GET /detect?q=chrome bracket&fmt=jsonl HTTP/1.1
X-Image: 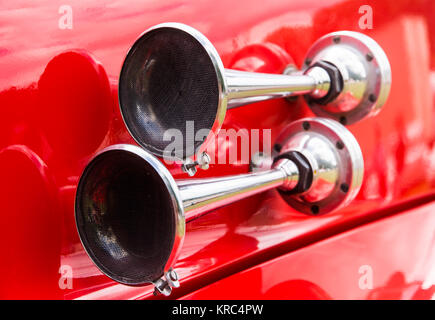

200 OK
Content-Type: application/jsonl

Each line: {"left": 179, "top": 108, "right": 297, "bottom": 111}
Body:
{"left": 272, "top": 118, "right": 364, "bottom": 215}
{"left": 181, "top": 152, "right": 211, "bottom": 176}
{"left": 152, "top": 269, "right": 180, "bottom": 296}
{"left": 302, "top": 31, "right": 391, "bottom": 125}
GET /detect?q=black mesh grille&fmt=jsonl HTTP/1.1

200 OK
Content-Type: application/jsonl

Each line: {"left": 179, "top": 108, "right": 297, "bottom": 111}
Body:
{"left": 75, "top": 150, "right": 175, "bottom": 284}
{"left": 119, "top": 27, "right": 220, "bottom": 159}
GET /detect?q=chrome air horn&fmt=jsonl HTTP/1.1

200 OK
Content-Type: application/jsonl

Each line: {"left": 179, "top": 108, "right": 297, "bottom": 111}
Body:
{"left": 75, "top": 118, "right": 363, "bottom": 295}
{"left": 118, "top": 22, "right": 390, "bottom": 162}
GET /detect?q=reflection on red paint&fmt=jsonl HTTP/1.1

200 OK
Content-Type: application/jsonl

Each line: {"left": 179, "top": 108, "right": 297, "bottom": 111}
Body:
{"left": 38, "top": 51, "right": 112, "bottom": 161}
{"left": 0, "top": 145, "right": 61, "bottom": 299}
{"left": 0, "top": 0, "right": 433, "bottom": 299}
{"left": 180, "top": 202, "right": 435, "bottom": 300}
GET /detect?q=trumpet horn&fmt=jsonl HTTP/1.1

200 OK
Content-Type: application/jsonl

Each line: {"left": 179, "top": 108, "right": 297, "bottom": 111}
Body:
{"left": 118, "top": 22, "right": 390, "bottom": 160}
{"left": 75, "top": 118, "right": 363, "bottom": 295}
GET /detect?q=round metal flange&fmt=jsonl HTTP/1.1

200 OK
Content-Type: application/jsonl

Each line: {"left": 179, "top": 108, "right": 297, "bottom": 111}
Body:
{"left": 273, "top": 118, "right": 364, "bottom": 215}
{"left": 304, "top": 31, "right": 391, "bottom": 125}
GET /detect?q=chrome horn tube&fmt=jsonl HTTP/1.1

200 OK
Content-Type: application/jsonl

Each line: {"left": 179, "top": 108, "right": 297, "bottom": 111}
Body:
{"left": 179, "top": 157, "right": 299, "bottom": 222}
{"left": 118, "top": 22, "right": 391, "bottom": 161}
{"left": 75, "top": 118, "right": 364, "bottom": 296}
{"left": 225, "top": 66, "right": 331, "bottom": 109}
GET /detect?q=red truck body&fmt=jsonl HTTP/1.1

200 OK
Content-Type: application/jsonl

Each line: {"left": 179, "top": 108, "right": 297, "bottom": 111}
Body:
{"left": 0, "top": 0, "right": 434, "bottom": 299}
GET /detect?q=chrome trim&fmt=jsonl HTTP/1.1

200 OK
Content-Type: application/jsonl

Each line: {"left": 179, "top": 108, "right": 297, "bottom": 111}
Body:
{"left": 303, "top": 66, "right": 331, "bottom": 99}
{"left": 225, "top": 69, "right": 329, "bottom": 109}
{"left": 119, "top": 26, "right": 390, "bottom": 162}
{"left": 75, "top": 118, "right": 364, "bottom": 293}
{"left": 273, "top": 118, "right": 364, "bottom": 214}
{"left": 75, "top": 144, "right": 299, "bottom": 288}
{"left": 118, "top": 23, "right": 335, "bottom": 160}
{"left": 74, "top": 144, "right": 185, "bottom": 286}
{"left": 303, "top": 31, "right": 391, "bottom": 124}
{"left": 118, "top": 22, "right": 228, "bottom": 160}
{"left": 178, "top": 159, "right": 298, "bottom": 221}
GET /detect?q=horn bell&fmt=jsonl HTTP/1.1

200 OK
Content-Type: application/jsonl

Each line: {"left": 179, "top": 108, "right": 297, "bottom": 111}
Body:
{"left": 75, "top": 144, "right": 184, "bottom": 286}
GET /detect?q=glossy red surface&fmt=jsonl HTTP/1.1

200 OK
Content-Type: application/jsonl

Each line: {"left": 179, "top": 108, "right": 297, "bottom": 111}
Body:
{"left": 180, "top": 201, "right": 435, "bottom": 300}
{"left": 0, "top": 0, "right": 434, "bottom": 299}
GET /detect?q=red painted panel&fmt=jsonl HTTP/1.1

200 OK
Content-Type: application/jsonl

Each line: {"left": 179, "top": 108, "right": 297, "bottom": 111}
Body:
{"left": 0, "top": 0, "right": 433, "bottom": 299}
{"left": 180, "top": 202, "right": 435, "bottom": 300}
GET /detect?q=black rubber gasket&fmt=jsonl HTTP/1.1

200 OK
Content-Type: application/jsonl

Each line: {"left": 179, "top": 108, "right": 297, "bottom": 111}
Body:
{"left": 305, "top": 60, "right": 343, "bottom": 105}
{"left": 273, "top": 151, "right": 313, "bottom": 194}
